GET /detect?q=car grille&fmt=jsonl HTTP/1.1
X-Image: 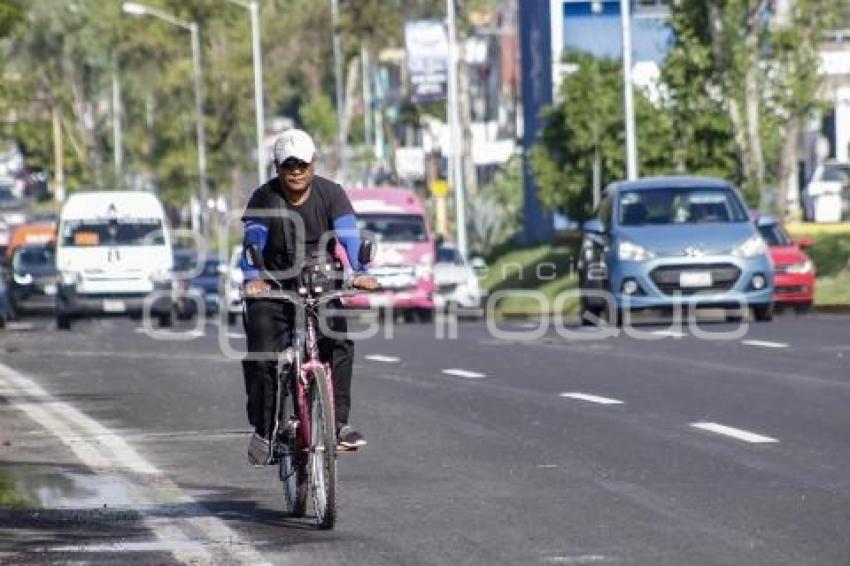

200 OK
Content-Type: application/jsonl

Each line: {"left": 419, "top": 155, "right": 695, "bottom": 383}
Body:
{"left": 650, "top": 263, "right": 741, "bottom": 296}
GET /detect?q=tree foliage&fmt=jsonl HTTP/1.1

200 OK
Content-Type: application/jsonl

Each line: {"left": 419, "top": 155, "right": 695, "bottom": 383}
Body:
{"left": 468, "top": 156, "right": 522, "bottom": 254}
{"left": 664, "top": 0, "right": 849, "bottom": 211}
{"left": 532, "top": 50, "right": 675, "bottom": 221}
{"left": 0, "top": 0, "right": 457, "bottom": 211}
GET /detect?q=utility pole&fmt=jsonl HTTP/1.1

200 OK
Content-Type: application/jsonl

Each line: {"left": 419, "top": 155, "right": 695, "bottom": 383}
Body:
{"left": 52, "top": 105, "right": 65, "bottom": 202}
{"left": 620, "top": 0, "right": 638, "bottom": 180}
{"left": 331, "top": 0, "right": 346, "bottom": 184}
{"left": 112, "top": 62, "right": 123, "bottom": 187}
{"left": 249, "top": 0, "right": 266, "bottom": 184}
{"left": 189, "top": 22, "right": 209, "bottom": 234}
{"left": 447, "top": 0, "right": 468, "bottom": 258}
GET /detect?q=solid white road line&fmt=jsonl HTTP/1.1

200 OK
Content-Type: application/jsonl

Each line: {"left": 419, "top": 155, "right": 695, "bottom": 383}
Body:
{"left": 742, "top": 339, "right": 789, "bottom": 349}
{"left": 49, "top": 541, "right": 206, "bottom": 554}
{"left": 0, "top": 361, "right": 275, "bottom": 566}
{"left": 442, "top": 368, "right": 486, "bottom": 379}
{"left": 365, "top": 355, "right": 400, "bottom": 363}
{"left": 690, "top": 422, "right": 778, "bottom": 444}
{"left": 559, "top": 392, "right": 624, "bottom": 405}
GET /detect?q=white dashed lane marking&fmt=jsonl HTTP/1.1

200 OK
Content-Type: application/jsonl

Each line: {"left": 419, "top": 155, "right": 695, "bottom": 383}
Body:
{"left": 559, "top": 392, "right": 624, "bottom": 405}
{"left": 651, "top": 329, "right": 686, "bottom": 338}
{"left": 690, "top": 422, "right": 778, "bottom": 444}
{"left": 442, "top": 368, "right": 486, "bottom": 379}
{"left": 742, "top": 339, "right": 789, "bottom": 349}
{"left": 365, "top": 355, "right": 400, "bottom": 363}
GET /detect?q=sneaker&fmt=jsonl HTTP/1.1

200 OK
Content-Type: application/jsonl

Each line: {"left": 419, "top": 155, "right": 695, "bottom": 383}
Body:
{"left": 248, "top": 432, "right": 271, "bottom": 466}
{"left": 337, "top": 425, "right": 367, "bottom": 450}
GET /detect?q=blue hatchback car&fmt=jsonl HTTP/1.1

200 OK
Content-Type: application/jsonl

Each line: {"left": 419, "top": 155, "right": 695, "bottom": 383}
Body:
{"left": 578, "top": 176, "right": 774, "bottom": 324}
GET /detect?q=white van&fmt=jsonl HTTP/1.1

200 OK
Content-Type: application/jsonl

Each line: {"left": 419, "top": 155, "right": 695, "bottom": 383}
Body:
{"left": 56, "top": 191, "right": 174, "bottom": 330}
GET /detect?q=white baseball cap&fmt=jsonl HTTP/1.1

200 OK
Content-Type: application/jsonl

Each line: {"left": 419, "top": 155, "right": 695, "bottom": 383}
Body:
{"left": 272, "top": 129, "right": 316, "bottom": 165}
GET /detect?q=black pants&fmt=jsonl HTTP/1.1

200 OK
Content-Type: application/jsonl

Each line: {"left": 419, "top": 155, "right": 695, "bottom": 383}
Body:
{"left": 241, "top": 298, "right": 354, "bottom": 438}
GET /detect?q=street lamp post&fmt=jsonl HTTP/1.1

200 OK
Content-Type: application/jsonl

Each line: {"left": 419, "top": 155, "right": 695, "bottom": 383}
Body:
{"left": 446, "top": 0, "right": 468, "bottom": 259}
{"left": 620, "top": 0, "right": 638, "bottom": 180}
{"left": 331, "top": 0, "right": 347, "bottom": 184}
{"left": 226, "top": 0, "right": 266, "bottom": 185}
{"left": 122, "top": 2, "right": 209, "bottom": 235}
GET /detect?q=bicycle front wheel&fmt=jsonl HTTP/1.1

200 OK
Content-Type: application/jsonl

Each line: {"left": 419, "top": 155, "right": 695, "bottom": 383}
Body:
{"left": 279, "top": 382, "right": 308, "bottom": 517}
{"left": 308, "top": 367, "right": 337, "bottom": 530}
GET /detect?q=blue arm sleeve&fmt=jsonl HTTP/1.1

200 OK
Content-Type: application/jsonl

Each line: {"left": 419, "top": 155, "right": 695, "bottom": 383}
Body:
{"left": 238, "top": 220, "right": 269, "bottom": 281}
{"left": 333, "top": 214, "right": 366, "bottom": 272}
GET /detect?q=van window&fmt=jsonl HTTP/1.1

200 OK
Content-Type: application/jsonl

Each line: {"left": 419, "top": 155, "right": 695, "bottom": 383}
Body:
{"left": 357, "top": 214, "right": 428, "bottom": 243}
{"left": 62, "top": 218, "right": 166, "bottom": 246}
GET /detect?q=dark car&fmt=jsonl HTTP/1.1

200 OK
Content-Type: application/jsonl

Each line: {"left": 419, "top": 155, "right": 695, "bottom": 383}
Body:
{"left": 7, "top": 243, "right": 57, "bottom": 316}
{"left": 172, "top": 249, "right": 223, "bottom": 319}
{"left": 190, "top": 256, "right": 224, "bottom": 315}
{"left": 0, "top": 267, "right": 10, "bottom": 327}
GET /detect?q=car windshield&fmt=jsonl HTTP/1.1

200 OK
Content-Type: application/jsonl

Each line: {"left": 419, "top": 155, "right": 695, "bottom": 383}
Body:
{"left": 201, "top": 259, "right": 220, "bottom": 277}
{"left": 62, "top": 218, "right": 165, "bottom": 246}
{"left": 0, "top": 186, "right": 13, "bottom": 200}
{"left": 437, "top": 247, "right": 463, "bottom": 264}
{"left": 358, "top": 214, "right": 428, "bottom": 243}
{"left": 173, "top": 252, "right": 196, "bottom": 272}
{"left": 821, "top": 164, "right": 850, "bottom": 183}
{"left": 618, "top": 188, "right": 749, "bottom": 226}
{"left": 758, "top": 224, "right": 793, "bottom": 246}
{"left": 12, "top": 246, "right": 55, "bottom": 272}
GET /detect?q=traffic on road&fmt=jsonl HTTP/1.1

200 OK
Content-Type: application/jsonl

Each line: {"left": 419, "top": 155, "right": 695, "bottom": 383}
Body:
{"left": 2, "top": 1, "right": 850, "bottom": 565}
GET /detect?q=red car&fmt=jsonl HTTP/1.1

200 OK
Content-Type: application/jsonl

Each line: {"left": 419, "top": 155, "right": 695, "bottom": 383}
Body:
{"left": 756, "top": 217, "right": 815, "bottom": 312}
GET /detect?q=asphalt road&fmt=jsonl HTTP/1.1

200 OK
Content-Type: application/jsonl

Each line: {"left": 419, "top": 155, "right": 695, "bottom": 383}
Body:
{"left": 1, "top": 311, "right": 849, "bottom": 565}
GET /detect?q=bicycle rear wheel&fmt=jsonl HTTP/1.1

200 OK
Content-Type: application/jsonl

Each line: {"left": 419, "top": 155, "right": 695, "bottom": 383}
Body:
{"left": 308, "top": 367, "right": 337, "bottom": 529}
{"left": 278, "top": 382, "right": 308, "bottom": 517}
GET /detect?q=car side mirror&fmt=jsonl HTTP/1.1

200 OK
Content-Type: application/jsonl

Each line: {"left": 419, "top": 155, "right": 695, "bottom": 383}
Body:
{"left": 583, "top": 219, "right": 605, "bottom": 235}
{"left": 244, "top": 244, "right": 264, "bottom": 269}
{"left": 796, "top": 237, "right": 815, "bottom": 249}
{"left": 358, "top": 238, "right": 374, "bottom": 265}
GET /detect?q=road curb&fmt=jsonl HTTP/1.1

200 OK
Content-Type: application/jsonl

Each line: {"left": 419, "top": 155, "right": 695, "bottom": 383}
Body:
{"left": 814, "top": 304, "right": 850, "bottom": 313}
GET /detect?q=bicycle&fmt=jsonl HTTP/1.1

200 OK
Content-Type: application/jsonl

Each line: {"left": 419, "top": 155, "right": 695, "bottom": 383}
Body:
{"left": 245, "top": 242, "right": 374, "bottom": 530}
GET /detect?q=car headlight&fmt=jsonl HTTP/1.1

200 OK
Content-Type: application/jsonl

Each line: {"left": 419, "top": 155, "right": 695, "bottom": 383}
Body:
{"left": 617, "top": 240, "right": 655, "bottom": 262}
{"left": 13, "top": 273, "right": 33, "bottom": 285}
{"left": 732, "top": 235, "right": 767, "bottom": 258}
{"left": 785, "top": 259, "right": 813, "bottom": 274}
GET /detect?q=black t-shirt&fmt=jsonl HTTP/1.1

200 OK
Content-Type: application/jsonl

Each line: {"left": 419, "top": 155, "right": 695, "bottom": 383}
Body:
{"left": 242, "top": 175, "right": 355, "bottom": 274}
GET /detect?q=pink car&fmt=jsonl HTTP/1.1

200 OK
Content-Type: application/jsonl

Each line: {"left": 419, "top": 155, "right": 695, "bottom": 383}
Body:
{"left": 344, "top": 187, "right": 436, "bottom": 322}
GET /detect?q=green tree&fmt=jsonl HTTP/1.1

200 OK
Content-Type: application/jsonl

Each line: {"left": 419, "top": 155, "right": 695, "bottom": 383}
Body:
{"left": 532, "top": 51, "right": 676, "bottom": 221}
{"left": 664, "top": 0, "right": 849, "bottom": 211}
{"left": 468, "top": 156, "right": 522, "bottom": 254}
{"left": 0, "top": 0, "right": 23, "bottom": 38}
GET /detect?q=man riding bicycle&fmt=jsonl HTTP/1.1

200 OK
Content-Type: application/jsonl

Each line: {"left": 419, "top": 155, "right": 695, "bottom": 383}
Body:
{"left": 239, "top": 129, "right": 377, "bottom": 465}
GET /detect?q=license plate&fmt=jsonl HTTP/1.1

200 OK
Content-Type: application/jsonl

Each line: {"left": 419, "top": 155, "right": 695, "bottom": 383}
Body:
{"left": 43, "top": 284, "right": 57, "bottom": 296}
{"left": 680, "top": 271, "right": 712, "bottom": 288}
{"left": 103, "top": 299, "right": 126, "bottom": 313}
